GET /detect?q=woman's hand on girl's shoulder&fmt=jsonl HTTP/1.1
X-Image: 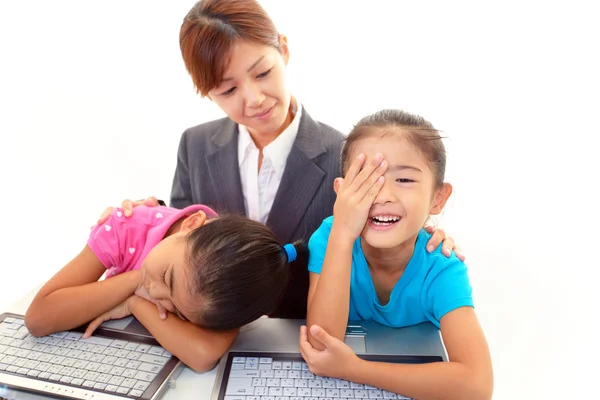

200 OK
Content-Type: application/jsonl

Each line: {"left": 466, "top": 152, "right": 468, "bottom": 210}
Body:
{"left": 97, "top": 196, "right": 161, "bottom": 225}
{"left": 423, "top": 226, "right": 465, "bottom": 261}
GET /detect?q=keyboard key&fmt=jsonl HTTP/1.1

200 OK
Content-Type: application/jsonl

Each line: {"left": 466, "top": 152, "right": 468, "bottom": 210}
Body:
{"left": 138, "top": 362, "right": 161, "bottom": 373}
{"left": 79, "top": 336, "right": 114, "bottom": 347}
{"left": 49, "top": 373, "right": 62, "bottom": 381}
{"left": 225, "top": 377, "right": 254, "bottom": 395}
{"left": 105, "top": 384, "right": 118, "bottom": 392}
{"left": 129, "top": 389, "right": 144, "bottom": 397}
{"left": 135, "top": 371, "right": 157, "bottom": 382}
{"left": 116, "top": 387, "right": 130, "bottom": 394}
{"left": 121, "top": 378, "right": 137, "bottom": 388}
{"left": 109, "top": 340, "right": 128, "bottom": 349}
{"left": 125, "top": 342, "right": 140, "bottom": 351}
{"left": 108, "top": 375, "right": 125, "bottom": 386}
{"left": 230, "top": 369, "right": 260, "bottom": 378}
{"left": 136, "top": 344, "right": 152, "bottom": 353}
{"left": 38, "top": 372, "right": 52, "bottom": 379}
{"left": 148, "top": 346, "right": 165, "bottom": 356}
{"left": 138, "top": 353, "right": 169, "bottom": 365}
{"left": 126, "top": 360, "right": 142, "bottom": 369}
{"left": 133, "top": 381, "right": 150, "bottom": 391}
{"left": 122, "top": 369, "right": 138, "bottom": 378}
{"left": 65, "top": 332, "right": 83, "bottom": 341}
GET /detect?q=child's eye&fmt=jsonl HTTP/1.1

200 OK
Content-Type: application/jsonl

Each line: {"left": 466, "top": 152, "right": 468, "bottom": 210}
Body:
{"left": 396, "top": 178, "right": 415, "bottom": 183}
{"left": 257, "top": 69, "right": 272, "bottom": 79}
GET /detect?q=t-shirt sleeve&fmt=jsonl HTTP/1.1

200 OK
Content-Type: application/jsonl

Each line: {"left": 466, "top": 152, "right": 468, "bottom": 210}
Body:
{"left": 87, "top": 209, "right": 128, "bottom": 273}
{"left": 423, "top": 256, "right": 474, "bottom": 324}
{"left": 307, "top": 218, "right": 333, "bottom": 275}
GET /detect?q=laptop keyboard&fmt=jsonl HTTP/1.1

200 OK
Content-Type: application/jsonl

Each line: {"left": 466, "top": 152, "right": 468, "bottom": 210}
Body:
{"left": 224, "top": 356, "right": 414, "bottom": 400}
{"left": 0, "top": 316, "right": 172, "bottom": 398}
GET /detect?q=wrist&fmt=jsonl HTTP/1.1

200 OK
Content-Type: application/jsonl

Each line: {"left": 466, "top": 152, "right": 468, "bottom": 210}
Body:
{"left": 346, "top": 356, "right": 369, "bottom": 383}
{"left": 331, "top": 223, "right": 359, "bottom": 247}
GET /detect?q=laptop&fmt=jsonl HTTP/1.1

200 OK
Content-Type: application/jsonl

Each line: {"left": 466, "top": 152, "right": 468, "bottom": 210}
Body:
{"left": 0, "top": 312, "right": 184, "bottom": 400}
{"left": 210, "top": 318, "right": 447, "bottom": 400}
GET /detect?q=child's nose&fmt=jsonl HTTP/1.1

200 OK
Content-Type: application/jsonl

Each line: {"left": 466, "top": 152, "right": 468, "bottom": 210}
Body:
{"left": 374, "top": 179, "right": 396, "bottom": 204}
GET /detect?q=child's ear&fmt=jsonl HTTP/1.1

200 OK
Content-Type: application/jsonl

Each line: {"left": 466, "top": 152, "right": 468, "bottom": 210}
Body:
{"left": 181, "top": 211, "right": 207, "bottom": 232}
{"left": 430, "top": 183, "right": 452, "bottom": 215}
{"left": 333, "top": 177, "right": 343, "bottom": 194}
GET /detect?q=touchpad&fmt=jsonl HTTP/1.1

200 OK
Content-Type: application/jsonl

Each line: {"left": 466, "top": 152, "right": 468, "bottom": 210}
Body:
{"left": 344, "top": 335, "right": 366, "bottom": 353}
{"left": 100, "top": 316, "right": 134, "bottom": 330}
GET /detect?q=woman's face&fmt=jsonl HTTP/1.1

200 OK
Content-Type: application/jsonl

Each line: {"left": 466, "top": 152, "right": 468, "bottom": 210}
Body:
{"left": 208, "top": 38, "right": 292, "bottom": 137}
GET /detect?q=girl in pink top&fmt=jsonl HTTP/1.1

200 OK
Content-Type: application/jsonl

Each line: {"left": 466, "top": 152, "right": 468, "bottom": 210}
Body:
{"left": 24, "top": 205, "right": 305, "bottom": 372}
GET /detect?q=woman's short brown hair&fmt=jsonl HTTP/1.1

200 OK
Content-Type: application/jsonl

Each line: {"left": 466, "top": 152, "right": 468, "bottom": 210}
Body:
{"left": 180, "top": 0, "right": 281, "bottom": 96}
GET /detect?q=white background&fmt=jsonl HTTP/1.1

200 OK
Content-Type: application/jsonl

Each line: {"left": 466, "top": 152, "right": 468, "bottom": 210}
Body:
{"left": 1, "top": 0, "right": 598, "bottom": 398}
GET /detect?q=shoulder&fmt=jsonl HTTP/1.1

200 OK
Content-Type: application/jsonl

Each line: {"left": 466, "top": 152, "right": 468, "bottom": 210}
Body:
{"left": 300, "top": 108, "right": 345, "bottom": 148}
{"left": 416, "top": 229, "right": 468, "bottom": 277}
{"left": 308, "top": 216, "right": 334, "bottom": 246}
{"left": 179, "top": 117, "right": 235, "bottom": 146}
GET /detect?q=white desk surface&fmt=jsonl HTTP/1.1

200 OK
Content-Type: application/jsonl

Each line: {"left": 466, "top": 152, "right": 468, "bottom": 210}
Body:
{"left": 3, "top": 286, "right": 217, "bottom": 399}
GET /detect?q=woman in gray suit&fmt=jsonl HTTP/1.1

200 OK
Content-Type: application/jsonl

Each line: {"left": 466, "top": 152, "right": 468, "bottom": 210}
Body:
{"left": 101, "top": 0, "right": 461, "bottom": 318}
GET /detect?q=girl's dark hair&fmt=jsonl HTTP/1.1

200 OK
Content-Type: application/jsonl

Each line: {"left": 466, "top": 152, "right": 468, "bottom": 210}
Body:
{"left": 184, "top": 215, "right": 308, "bottom": 330}
{"left": 341, "top": 109, "right": 447, "bottom": 188}
{"left": 180, "top": 0, "right": 281, "bottom": 96}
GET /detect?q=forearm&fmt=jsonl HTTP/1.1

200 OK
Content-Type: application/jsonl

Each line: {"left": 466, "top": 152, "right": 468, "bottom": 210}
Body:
{"left": 307, "top": 227, "right": 354, "bottom": 344}
{"left": 348, "top": 358, "right": 492, "bottom": 400}
{"left": 26, "top": 270, "right": 141, "bottom": 337}
{"left": 127, "top": 296, "right": 237, "bottom": 372}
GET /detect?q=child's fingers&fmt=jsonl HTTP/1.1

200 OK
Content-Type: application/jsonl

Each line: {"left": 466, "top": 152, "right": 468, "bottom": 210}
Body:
{"left": 348, "top": 153, "right": 384, "bottom": 194}
{"left": 343, "top": 153, "right": 365, "bottom": 188}
{"left": 97, "top": 207, "right": 114, "bottom": 224}
{"left": 121, "top": 199, "right": 134, "bottom": 217}
{"left": 83, "top": 316, "right": 105, "bottom": 338}
{"left": 143, "top": 196, "right": 160, "bottom": 207}
{"left": 156, "top": 302, "right": 167, "bottom": 320}
{"left": 359, "top": 176, "right": 385, "bottom": 208}
{"left": 426, "top": 227, "right": 446, "bottom": 253}
{"left": 354, "top": 160, "right": 387, "bottom": 203}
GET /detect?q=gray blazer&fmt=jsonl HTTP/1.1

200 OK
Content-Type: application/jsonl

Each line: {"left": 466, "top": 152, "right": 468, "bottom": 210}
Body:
{"left": 170, "top": 109, "right": 344, "bottom": 318}
{"left": 170, "top": 109, "right": 344, "bottom": 243}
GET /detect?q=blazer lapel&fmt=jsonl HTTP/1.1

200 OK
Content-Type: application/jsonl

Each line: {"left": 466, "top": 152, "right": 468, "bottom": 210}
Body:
{"left": 206, "top": 119, "right": 246, "bottom": 216}
{"left": 267, "top": 110, "right": 327, "bottom": 243}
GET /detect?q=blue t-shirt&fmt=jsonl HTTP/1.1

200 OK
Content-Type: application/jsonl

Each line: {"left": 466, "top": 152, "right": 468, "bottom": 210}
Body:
{"left": 308, "top": 217, "right": 474, "bottom": 328}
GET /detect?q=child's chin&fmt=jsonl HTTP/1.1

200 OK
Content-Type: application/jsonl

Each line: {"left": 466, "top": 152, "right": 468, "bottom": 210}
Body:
{"left": 362, "top": 232, "right": 402, "bottom": 249}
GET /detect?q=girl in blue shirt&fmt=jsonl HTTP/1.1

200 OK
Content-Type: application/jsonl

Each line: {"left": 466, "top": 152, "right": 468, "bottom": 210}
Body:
{"left": 300, "top": 109, "right": 493, "bottom": 400}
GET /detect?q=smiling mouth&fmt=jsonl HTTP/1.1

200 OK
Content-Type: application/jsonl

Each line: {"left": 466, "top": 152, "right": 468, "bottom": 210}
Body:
{"left": 251, "top": 105, "right": 274, "bottom": 118}
{"left": 370, "top": 215, "right": 401, "bottom": 226}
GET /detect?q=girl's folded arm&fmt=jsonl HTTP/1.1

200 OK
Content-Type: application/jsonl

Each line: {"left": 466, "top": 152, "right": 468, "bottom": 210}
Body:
{"left": 348, "top": 307, "right": 493, "bottom": 400}
{"left": 25, "top": 245, "right": 140, "bottom": 337}
{"left": 127, "top": 296, "right": 237, "bottom": 373}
